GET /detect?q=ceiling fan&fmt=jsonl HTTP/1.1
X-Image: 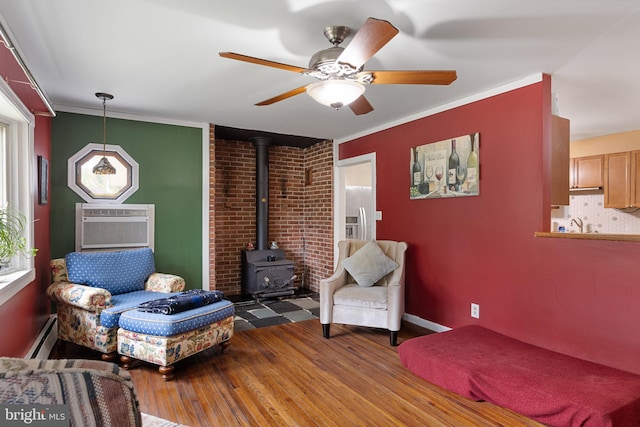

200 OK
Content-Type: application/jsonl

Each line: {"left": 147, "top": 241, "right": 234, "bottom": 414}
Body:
{"left": 219, "top": 17, "right": 457, "bottom": 115}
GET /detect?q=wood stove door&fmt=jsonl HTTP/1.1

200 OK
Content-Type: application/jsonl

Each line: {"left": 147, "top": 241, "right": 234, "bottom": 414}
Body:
{"left": 256, "top": 265, "right": 295, "bottom": 293}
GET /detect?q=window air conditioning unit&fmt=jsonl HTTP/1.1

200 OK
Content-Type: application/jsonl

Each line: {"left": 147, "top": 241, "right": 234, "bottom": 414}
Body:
{"left": 75, "top": 203, "right": 154, "bottom": 252}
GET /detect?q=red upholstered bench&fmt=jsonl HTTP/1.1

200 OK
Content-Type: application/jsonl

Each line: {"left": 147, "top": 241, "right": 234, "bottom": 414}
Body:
{"left": 398, "top": 325, "right": 640, "bottom": 427}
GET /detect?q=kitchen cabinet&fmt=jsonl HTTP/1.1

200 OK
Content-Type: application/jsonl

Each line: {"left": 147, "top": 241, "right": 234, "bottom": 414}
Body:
{"left": 550, "top": 116, "right": 570, "bottom": 206}
{"left": 603, "top": 150, "right": 640, "bottom": 208}
{"left": 633, "top": 150, "right": 640, "bottom": 207}
{"left": 570, "top": 155, "right": 603, "bottom": 189}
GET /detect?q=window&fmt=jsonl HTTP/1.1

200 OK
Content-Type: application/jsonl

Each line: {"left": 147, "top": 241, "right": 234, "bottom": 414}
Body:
{"left": 68, "top": 143, "right": 139, "bottom": 203}
{"left": 0, "top": 77, "right": 36, "bottom": 303}
{"left": 0, "top": 124, "right": 6, "bottom": 204}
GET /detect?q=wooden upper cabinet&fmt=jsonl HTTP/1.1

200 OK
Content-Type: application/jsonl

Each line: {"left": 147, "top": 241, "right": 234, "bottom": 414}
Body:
{"left": 631, "top": 150, "right": 640, "bottom": 207}
{"left": 572, "top": 155, "right": 603, "bottom": 188}
{"left": 550, "top": 116, "right": 570, "bottom": 206}
{"left": 604, "top": 152, "right": 631, "bottom": 208}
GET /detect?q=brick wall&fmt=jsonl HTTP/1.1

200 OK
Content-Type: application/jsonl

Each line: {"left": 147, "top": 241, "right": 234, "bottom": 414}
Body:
{"left": 302, "top": 140, "right": 335, "bottom": 290}
{"left": 208, "top": 124, "right": 216, "bottom": 290}
{"left": 210, "top": 134, "right": 333, "bottom": 295}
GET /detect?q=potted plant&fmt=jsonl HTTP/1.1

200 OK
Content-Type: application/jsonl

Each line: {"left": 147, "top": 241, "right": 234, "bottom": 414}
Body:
{"left": 0, "top": 207, "right": 37, "bottom": 274}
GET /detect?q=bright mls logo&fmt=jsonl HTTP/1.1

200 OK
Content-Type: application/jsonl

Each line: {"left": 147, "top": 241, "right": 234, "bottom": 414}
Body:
{"left": 1, "top": 405, "right": 69, "bottom": 426}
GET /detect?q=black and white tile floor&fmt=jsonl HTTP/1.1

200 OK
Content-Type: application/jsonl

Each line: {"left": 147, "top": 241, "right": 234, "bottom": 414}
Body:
{"left": 230, "top": 292, "right": 320, "bottom": 331}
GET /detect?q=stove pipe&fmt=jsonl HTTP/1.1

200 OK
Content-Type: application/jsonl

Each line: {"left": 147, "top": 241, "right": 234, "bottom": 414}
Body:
{"left": 250, "top": 136, "right": 272, "bottom": 250}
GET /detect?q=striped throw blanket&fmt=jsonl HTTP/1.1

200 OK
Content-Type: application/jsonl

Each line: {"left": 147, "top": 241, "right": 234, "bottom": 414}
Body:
{"left": 0, "top": 357, "right": 141, "bottom": 427}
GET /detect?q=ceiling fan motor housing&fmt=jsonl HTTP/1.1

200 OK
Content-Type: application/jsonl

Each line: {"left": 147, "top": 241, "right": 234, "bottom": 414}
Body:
{"left": 308, "top": 46, "right": 344, "bottom": 72}
{"left": 307, "top": 25, "right": 362, "bottom": 78}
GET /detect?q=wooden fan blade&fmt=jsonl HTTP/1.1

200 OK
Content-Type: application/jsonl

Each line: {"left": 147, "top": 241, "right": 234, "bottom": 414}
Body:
{"left": 219, "top": 52, "right": 308, "bottom": 74}
{"left": 255, "top": 86, "right": 308, "bottom": 106}
{"left": 337, "top": 18, "right": 399, "bottom": 69}
{"left": 349, "top": 95, "right": 374, "bottom": 115}
{"left": 364, "top": 70, "right": 457, "bottom": 85}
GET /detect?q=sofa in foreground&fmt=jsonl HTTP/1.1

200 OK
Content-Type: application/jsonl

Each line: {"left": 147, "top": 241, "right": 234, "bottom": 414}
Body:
{"left": 0, "top": 357, "right": 142, "bottom": 426}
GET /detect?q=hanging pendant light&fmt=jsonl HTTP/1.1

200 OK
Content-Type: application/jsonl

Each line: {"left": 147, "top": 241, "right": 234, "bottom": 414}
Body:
{"left": 93, "top": 92, "right": 116, "bottom": 175}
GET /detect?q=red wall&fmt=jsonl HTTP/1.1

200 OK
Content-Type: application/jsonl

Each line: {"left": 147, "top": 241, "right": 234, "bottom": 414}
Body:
{"left": 339, "top": 76, "right": 640, "bottom": 375}
{"left": 0, "top": 115, "right": 52, "bottom": 357}
{"left": 0, "top": 40, "right": 52, "bottom": 356}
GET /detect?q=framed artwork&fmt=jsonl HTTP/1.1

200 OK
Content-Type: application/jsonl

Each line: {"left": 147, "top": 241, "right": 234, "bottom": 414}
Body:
{"left": 410, "top": 132, "right": 480, "bottom": 199}
{"left": 38, "top": 155, "right": 48, "bottom": 205}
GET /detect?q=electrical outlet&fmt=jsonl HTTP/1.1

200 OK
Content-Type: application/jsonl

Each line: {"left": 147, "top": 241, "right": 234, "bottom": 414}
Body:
{"left": 471, "top": 303, "right": 480, "bottom": 319}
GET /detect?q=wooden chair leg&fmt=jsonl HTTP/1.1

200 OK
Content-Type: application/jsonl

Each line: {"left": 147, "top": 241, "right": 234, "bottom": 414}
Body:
{"left": 159, "top": 365, "right": 175, "bottom": 381}
{"left": 322, "top": 323, "right": 330, "bottom": 339}
{"left": 120, "top": 355, "right": 140, "bottom": 370}
{"left": 220, "top": 340, "right": 231, "bottom": 354}
{"left": 101, "top": 352, "right": 117, "bottom": 362}
{"left": 390, "top": 330, "right": 398, "bottom": 347}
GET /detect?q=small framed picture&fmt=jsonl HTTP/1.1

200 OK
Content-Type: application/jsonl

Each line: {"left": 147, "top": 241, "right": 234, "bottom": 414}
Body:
{"left": 38, "top": 155, "right": 48, "bottom": 205}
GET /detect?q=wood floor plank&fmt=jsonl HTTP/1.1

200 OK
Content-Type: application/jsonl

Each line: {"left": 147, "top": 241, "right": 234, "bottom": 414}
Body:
{"left": 53, "top": 319, "right": 544, "bottom": 426}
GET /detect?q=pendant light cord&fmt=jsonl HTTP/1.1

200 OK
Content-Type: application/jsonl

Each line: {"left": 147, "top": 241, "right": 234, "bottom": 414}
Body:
{"left": 102, "top": 97, "right": 107, "bottom": 154}
{"left": 92, "top": 92, "right": 116, "bottom": 175}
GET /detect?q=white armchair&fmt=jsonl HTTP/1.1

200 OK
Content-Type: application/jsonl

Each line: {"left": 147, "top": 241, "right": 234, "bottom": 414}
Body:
{"left": 320, "top": 240, "right": 408, "bottom": 346}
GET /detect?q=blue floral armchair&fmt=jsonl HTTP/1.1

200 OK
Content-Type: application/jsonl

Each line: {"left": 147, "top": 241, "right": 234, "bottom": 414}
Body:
{"left": 47, "top": 248, "right": 185, "bottom": 360}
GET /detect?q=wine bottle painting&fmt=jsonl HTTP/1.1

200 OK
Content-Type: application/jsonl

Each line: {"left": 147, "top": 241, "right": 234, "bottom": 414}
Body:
{"left": 409, "top": 132, "right": 480, "bottom": 199}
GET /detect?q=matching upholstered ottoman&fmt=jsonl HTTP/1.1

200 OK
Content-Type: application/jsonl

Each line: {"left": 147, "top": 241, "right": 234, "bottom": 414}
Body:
{"left": 117, "top": 299, "right": 235, "bottom": 380}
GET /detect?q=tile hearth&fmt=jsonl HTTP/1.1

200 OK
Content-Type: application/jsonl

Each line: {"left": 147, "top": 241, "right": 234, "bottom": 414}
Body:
{"left": 231, "top": 292, "right": 320, "bottom": 331}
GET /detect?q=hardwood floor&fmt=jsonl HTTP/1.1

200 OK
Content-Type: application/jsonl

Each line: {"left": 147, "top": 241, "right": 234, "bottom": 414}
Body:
{"left": 55, "top": 320, "right": 543, "bottom": 426}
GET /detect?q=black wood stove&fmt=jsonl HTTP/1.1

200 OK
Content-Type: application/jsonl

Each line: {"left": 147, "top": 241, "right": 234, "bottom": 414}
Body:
{"left": 241, "top": 249, "right": 296, "bottom": 300}
{"left": 240, "top": 136, "right": 297, "bottom": 300}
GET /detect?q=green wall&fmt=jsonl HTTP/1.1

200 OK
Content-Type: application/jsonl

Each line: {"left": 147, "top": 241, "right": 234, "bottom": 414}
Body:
{"left": 51, "top": 112, "right": 203, "bottom": 289}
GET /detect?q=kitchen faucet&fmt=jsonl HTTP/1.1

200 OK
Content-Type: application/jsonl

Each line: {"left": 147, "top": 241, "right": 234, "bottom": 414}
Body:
{"left": 570, "top": 217, "right": 584, "bottom": 233}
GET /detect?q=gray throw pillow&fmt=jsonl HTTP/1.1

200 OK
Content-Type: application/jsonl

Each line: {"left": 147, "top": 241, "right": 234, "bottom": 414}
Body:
{"left": 342, "top": 241, "right": 399, "bottom": 287}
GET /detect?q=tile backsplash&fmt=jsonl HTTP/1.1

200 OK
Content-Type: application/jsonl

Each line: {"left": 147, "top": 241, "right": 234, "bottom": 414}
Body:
{"left": 551, "top": 193, "right": 640, "bottom": 234}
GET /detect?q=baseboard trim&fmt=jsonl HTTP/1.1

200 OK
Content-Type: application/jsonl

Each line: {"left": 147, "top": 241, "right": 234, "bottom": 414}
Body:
{"left": 403, "top": 313, "right": 451, "bottom": 333}
{"left": 25, "top": 314, "right": 57, "bottom": 359}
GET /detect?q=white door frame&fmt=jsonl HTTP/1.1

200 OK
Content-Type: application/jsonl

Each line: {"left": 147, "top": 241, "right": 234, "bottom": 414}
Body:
{"left": 333, "top": 151, "right": 377, "bottom": 267}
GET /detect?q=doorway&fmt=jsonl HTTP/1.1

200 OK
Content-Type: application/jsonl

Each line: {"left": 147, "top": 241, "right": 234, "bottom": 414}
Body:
{"left": 334, "top": 153, "right": 376, "bottom": 261}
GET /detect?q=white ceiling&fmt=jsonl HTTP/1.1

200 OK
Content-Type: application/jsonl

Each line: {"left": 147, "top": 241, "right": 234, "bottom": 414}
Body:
{"left": 1, "top": 0, "right": 639, "bottom": 142}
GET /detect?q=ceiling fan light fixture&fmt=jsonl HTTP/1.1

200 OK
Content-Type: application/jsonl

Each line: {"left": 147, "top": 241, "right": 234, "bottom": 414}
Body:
{"left": 306, "top": 79, "right": 365, "bottom": 109}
